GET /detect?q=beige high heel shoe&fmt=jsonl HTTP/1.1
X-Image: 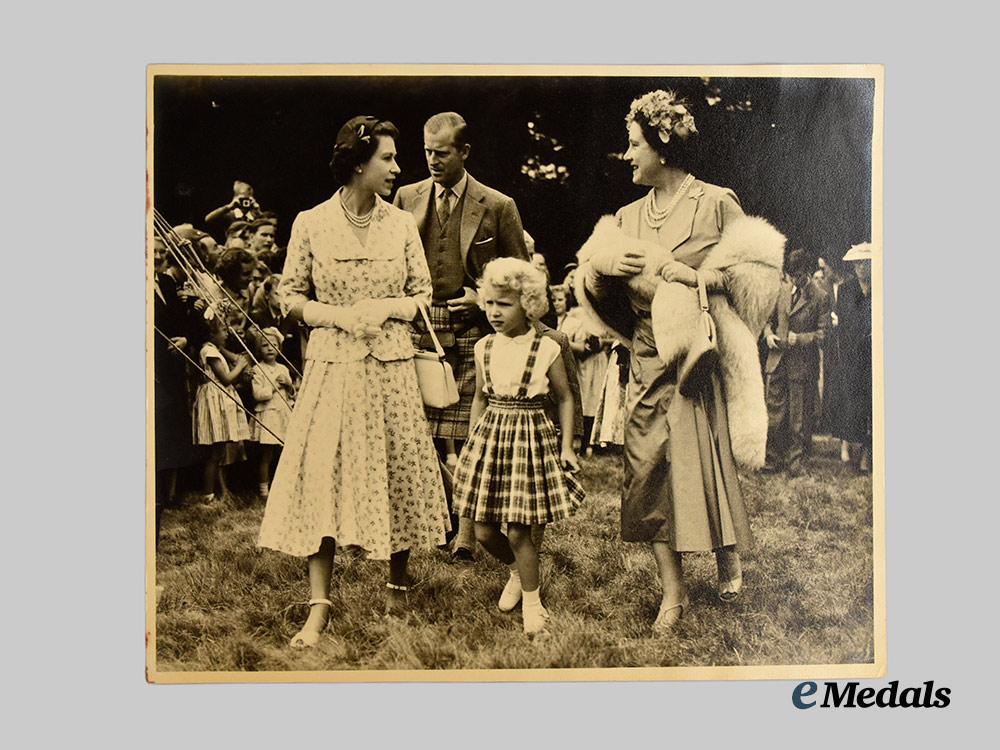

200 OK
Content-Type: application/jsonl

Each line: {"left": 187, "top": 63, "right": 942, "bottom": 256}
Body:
{"left": 652, "top": 594, "right": 690, "bottom": 634}
{"left": 717, "top": 549, "right": 744, "bottom": 602}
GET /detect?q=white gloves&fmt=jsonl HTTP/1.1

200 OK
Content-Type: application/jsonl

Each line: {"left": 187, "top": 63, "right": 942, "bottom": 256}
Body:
{"left": 303, "top": 301, "right": 356, "bottom": 331}
{"left": 588, "top": 247, "right": 646, "bottom": 277}
{"left": 657, "top": 260, "right": 698, "bottom": 286}
{"left": 303, "top": 298, "right": 416, "bottom": 339}
{"left": 354, "top": 297, "right": 418, "bottom": 325}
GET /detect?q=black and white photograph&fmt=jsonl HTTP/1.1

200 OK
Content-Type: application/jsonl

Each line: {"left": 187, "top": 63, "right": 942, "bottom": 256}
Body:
{"left": 147, "top": 64, "right": 883, "bottom": 682}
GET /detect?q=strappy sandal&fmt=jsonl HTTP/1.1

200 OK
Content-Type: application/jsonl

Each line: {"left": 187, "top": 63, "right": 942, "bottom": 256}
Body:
{"left": 289, "top": 598, "right": 332, "bottom": 649}
{"left": 651, "top": 595, "right": 689, "bottom": 635}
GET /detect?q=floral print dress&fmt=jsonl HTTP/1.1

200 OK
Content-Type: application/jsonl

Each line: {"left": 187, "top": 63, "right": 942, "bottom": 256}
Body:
{"left": 258, "top": 191, "right": 451, "bottom": 560}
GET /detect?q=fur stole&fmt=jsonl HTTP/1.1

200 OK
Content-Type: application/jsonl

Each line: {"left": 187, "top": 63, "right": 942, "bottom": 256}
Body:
{"left": 574, "top": 214, "right": 785, "bottom": 468}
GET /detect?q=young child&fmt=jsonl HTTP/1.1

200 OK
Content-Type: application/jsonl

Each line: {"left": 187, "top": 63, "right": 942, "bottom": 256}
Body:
{"left": 192, "top": 314, "right": 251, "bottom": 502}
{"left": 452, "top": 257, "right": 586, "bottom": 636}
{"left": 250, "top": 327, "right": 295, "bottom": 498}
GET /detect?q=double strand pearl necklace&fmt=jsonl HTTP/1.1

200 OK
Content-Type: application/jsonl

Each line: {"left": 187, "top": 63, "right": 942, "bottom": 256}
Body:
{"left": 643, "top": 173, "right": 695, "bottom": 230}
{"left": 340, "top": 191, "right": 376, "bottom": 229}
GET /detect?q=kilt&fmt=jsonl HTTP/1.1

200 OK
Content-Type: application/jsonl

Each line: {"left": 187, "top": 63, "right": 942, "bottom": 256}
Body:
{"left": 413, "top": 303, "right": 482, "bottom": 440}
{"left": 452, "top": 396, "right": 586, "bottom": 525}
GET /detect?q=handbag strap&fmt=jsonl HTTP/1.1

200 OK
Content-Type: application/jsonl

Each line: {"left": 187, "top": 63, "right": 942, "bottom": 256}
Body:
{"left": 696, "top": 271, "right": 710, "bottom": 312}
{"left": 417, "top": 302, "right": 447, "bottom": 358}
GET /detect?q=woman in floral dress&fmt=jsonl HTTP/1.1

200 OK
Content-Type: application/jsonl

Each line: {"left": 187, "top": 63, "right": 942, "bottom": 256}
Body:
{"left": 258, "top": 116, "right": 451, "bottom": 648}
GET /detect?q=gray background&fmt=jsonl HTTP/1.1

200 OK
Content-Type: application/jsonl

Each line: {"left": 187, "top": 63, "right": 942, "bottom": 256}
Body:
{"left": 9, "top": 0, "right": 995, "bottom": 745}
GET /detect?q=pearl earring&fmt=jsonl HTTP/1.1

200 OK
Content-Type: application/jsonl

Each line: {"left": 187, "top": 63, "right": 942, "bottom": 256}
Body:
{"left": 659, "top": 158, "right": 666, "bottom": 165}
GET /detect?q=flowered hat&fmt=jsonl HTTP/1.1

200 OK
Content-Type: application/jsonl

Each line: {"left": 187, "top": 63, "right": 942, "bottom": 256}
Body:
{"left": 626, "top": 90, "right": 698, "bottom": 145}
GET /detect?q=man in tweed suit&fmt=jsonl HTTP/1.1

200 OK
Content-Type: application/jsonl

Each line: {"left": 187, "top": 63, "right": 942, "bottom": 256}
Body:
{"left": 394, "top": 112, "right": 530, "bottom": 559}
{"left": 763, "top": 249, "right": 830, "bottom": 476}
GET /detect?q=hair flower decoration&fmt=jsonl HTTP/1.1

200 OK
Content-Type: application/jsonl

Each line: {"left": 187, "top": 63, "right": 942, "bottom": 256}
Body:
{"left": 626, "top": 90, "right": 699, "bottom": 145}
{"left": 356, "top": 123, "right": 371, "bottom": 143}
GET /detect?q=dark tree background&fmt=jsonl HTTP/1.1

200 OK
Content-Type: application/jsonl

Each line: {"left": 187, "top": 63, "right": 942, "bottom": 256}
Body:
{"left": 153, "top": 75, "right": 873, "bottom": 280}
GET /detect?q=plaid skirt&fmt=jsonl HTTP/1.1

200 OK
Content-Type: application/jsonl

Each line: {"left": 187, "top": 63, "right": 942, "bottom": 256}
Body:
{"left": 413, "top": 304, "right": 481, "bottom": 440}
{"left": 452, "top": 396, "right": 586, "bottom": 525}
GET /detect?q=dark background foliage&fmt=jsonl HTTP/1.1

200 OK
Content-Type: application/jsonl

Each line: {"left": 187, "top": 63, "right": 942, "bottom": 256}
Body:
{"left": 154, "top": 75, "right": 873, "bottom": 280}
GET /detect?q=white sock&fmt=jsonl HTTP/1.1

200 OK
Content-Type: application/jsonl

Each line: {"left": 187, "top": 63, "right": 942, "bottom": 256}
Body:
{"left": 523, "top": 587, "right": 542, "bottom": 608}
{"left": 507, "top": 563, "right": 520, "bottom": 576}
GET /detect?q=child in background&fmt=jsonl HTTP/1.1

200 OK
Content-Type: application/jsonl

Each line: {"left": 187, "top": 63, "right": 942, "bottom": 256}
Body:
{"left": 250, "top": 327, "right": 295, "bottom": 498}
{"left": 591, "top": 340, "right": 630, "bottom": 450}
{"left": 192, "top": 314, "right": 251, "bottom": 502}
{"left": 558, "top": 286, "right": 611, "bottom": 452}
{"left": 452, "top": 258, "right": 585, "bottom": 637}
{"left": 250, "top": 274, "right": 305, "bottom": 380}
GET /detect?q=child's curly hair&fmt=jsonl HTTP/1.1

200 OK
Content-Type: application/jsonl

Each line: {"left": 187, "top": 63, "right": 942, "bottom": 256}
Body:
{"left": 251, "top": 326, "right": 283, "bottom": 356}
{"left": 477, "top": 257, "right": 550, "bottom": 321}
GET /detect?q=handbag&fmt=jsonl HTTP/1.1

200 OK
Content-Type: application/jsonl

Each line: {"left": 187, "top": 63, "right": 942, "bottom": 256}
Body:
{"left": 677, "top": 272, "right": 720, "bottom": 397}
{"left": 413, "top": 302, "right": 460, "bottom": 409}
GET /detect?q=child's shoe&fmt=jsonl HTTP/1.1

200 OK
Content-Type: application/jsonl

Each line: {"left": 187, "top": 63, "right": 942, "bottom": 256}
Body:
{"left": 498, "top": 570, "right": 522, "bottom": 612}
{"left": 522, "top": 602, "right": 550, "bottom": 636}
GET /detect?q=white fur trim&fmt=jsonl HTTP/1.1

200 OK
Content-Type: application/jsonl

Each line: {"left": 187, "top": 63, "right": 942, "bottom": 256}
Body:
{"left": 575, "top": 212, "right": 784, "bottom": 469}
{"left": 701, "top": 215, "right": 785, "bottom": 272}
{"left": 650, "top": 282, "right": 700, "bottom": 369}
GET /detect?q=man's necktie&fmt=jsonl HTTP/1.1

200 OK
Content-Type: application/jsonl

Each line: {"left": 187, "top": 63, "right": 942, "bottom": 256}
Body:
{"left": 438, "top": 188, "right": 452, "bottom": 225}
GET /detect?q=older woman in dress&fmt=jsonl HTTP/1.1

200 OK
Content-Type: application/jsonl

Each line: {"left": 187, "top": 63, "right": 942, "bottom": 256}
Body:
{"left": 258, "top": 116, "right": 451, "bottom": 648}
{"left": 832, "top": 242, "right": 873, "bottom": 473}
{"left": 575, "top": 91, "right": 784, "bottom": 632}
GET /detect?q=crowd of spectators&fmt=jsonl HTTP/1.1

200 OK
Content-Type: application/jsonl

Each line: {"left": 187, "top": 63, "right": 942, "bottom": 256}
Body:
{"left": 152, "top": 182, "right": 306, "bottom": 538}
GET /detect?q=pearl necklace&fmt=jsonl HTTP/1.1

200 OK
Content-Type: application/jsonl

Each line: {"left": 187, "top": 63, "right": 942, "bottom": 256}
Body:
{"left": 643, "top": 173, "right": 694, "bottom": 230}
{"left": 340, "top": 194, "right": 376, "bottom": 229}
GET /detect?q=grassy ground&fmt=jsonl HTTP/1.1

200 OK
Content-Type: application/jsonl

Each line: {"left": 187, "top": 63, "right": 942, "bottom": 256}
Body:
{"left": 153, "top": 436, "right": 874, "bottom": 673}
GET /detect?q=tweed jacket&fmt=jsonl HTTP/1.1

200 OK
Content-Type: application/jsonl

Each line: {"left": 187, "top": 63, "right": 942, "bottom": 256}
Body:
{"left": 765, "top": 278, "right": 830, "bottom": 378}
{"left": 278, "top": 192, "right": 432, "bottom": 364}
{"left": 393, "top": 173, "right": 529, "bottom": 287}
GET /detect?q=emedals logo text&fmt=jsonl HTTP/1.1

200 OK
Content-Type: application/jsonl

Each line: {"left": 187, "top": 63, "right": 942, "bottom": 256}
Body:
{"left": 792, "top": 681, "right": 951, "bottom": 709}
